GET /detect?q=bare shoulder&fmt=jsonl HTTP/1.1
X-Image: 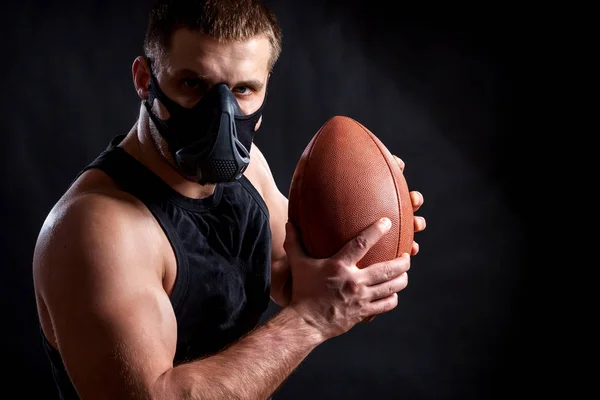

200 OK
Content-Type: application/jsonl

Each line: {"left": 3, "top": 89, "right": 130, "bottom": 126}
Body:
{"left": 243, "top": 144, "right": 288, "bottom": 217}
{"left": 33, "top": 169, "right": 164, "bottom": 299}
{"left": 249, "top": 144, "right": 270, "bottom": 171}
{"left": 244, "top": 144, "right": 274, "bottom": 195}
{"left": 34, "top": 168, "right": 151, "bottom": 258}
{"left": 244, "top": 144, "right": 287, "bottom": 211}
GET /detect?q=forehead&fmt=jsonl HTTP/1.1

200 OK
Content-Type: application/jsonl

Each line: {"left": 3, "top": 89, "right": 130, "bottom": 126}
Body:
{"left": 164, "top": 28, "right": 271, "bottom": 81}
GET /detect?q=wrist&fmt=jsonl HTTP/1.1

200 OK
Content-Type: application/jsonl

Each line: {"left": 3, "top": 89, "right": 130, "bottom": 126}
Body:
{"left": 279, "top": 305, "right": 325, "bottom": 347}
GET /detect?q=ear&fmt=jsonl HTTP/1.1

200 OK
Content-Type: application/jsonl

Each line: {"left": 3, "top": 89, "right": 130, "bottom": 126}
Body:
{"left": 132, "top": 56, "right": 151, "bottom": 100}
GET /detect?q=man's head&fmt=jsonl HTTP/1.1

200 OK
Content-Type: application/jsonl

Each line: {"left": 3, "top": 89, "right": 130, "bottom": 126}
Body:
{"left": 132, "top": 0, "right": 283, "bottom": 183}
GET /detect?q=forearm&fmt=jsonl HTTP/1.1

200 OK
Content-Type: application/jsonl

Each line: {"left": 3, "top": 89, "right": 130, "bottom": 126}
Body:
{"left": 153, "top": 306, "right": 322, "bottom": 400}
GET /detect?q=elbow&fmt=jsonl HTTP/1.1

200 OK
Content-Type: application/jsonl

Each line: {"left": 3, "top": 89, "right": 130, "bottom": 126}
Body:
{"left": 150, "top": 368, "right": 186, "bottom": 400}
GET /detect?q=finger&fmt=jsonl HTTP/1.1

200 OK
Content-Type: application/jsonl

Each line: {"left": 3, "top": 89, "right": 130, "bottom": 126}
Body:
{"left": 367, "top": 272, "right": 408, "bottom": 301}
{"left": 359, "top": 253, "right": 410, "bottom": 286}
{"left": 411, "top": 241, "right": 419, "bottom": 256}
{"left": 393, "top": 155, "right": 405, "bottom": 172}
{"left": 366, "top": 293, "right": 399, "bottom": 317}
{"left": 283, "top": 221, "right": 308, "bottom": 261}
{"left": 333, "top": 217, "right": 392, "bottom": 266}
{"left": 414, "top": 216, "right": 426, "bottom": 232}
{"left": 410, "top": 191, "right": 423, "bottom": 211}
{"left": 362, "top": 315, "right": 376, "bottom": 323}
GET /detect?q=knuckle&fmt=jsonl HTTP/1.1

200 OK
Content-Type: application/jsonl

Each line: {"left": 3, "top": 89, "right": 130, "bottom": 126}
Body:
{"left": 382, "top": 262, "right": 395, "bottom": 280}
{"left": 358, "top": 297, "right": 369, "bottom": 310}
{"left": 343, "top": 279, "right": 361, "bottom": 295}
{"left": 374, "top": 285, "right": 393, "bottom": 299}
{"left": 354, "top": 235, "right": 368, "bottom": 250}
{"left": 403, "top": 258, "right": 411, "bottom": 272}
{"left": 382, "top": 284, "right": 397, "bottom": 298}
{"left": 328, "top": 259, "right": 347, "bottom": 274}
{"left": 397, "top": 273, "right": 409, "bottom": 290}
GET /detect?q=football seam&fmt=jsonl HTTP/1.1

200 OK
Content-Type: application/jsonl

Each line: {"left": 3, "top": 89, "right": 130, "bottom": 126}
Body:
{"left": 355, "top": 121, "right": 403, "bottom": 258}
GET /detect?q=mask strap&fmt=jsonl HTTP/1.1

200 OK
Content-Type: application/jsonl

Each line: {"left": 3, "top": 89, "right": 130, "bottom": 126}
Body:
{"left": 144, "top": 57, "right": 158, "bottom": 106}
{"left": 142, "top": 58, "right": 183, "bottom": 149}
{"left": 145, "top": 58, "right": 185, "bottom": 115}
{"left": 235, "top": 89, "right": 268, "bottom": 121}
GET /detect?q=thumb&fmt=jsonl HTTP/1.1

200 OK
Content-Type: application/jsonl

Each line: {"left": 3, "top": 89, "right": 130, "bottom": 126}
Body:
{"left": 283, "top": 221, "right": 307, "bottom": 261}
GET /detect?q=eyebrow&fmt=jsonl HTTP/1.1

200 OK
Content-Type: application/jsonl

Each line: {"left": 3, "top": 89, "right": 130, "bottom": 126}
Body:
{"left": 174, "top": 68, "right": 265, "bottom": 91}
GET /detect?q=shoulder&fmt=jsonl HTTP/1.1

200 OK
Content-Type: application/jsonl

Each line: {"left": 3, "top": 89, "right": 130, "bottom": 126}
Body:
{"left": 40, "top": 168, "right": 152, "bottom": 240}
{"left": 243, "top": 144, "right": 288, "bottom": 212}
{"left": 33, "top": 169, "right": 163, "bottom": 296}
{"left": 244, "top": 144, "right": 278, "bottom": 196}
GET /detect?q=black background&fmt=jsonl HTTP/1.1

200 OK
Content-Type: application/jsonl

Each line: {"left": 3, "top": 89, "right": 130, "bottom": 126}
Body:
{"left": 2, "top": 0, "right": 536, "bottom": 398}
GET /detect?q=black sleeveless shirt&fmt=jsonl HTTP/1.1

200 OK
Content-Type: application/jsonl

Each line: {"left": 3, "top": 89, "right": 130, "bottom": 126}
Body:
{"left": 41, "top": 134, "right": 272, "bottom": 399}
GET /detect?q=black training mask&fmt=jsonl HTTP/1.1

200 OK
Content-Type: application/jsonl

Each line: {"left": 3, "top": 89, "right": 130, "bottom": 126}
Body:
{"left": 143, "top": 62, "right": 266, "bottom": 184}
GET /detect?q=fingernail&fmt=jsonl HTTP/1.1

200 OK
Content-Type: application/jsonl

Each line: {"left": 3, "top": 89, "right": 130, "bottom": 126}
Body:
{"left": 380, "top": 217, "right": 391, "bottom": 228}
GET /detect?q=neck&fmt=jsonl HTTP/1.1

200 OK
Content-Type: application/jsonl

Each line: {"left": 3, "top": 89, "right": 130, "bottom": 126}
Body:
{"left": 120, "top": 105, "right": 217, "bottom": 200}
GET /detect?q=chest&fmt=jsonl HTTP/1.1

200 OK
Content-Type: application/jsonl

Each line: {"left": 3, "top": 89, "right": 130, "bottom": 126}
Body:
{"left": 159, "top": 192, "right": 272, "bottom": 310}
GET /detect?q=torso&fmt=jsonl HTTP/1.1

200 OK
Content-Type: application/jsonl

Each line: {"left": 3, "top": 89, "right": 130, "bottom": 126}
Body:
{"left": 37, "top": 143, "right": 267, "bottom": 351}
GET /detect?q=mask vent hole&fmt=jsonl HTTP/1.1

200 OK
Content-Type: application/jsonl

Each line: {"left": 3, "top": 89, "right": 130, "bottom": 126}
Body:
{"left": 209, "top": 159, "right": 238, "bottom": 180}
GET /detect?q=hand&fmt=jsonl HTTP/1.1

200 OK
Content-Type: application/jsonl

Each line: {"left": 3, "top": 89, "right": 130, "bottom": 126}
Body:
{"left": 361, "top": 155, "right": 425, "bottom": 323}
{"left": 284, "top": 218, "right": 411, "bottom": 341}
{"left": 393, "top": 155, "right": 426, "bottom": 255}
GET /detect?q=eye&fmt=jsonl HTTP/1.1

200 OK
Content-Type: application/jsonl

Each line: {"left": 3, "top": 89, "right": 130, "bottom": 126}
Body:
{"left": 182, "top": 78, "right": 201, "bottom": 89}
{"left": 233, "top": 86, "right": 250, "bottom": 95}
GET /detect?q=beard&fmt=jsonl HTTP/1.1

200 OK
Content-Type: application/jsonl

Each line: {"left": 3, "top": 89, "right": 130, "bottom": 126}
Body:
{"left": 147, "top": 119, "right": 200, "bottom": 183}
{"left": 148, "top": 119, "right": 172, "bottom": 162}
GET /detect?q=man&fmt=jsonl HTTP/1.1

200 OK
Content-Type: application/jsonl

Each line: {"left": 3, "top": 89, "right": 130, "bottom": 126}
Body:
{"left": 33, "top": 0, "right": 426, "bottom": 399}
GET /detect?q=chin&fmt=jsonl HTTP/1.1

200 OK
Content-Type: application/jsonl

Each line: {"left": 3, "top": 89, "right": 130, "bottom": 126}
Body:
{"left": 183, "top": 174, "right": 203, "bottom": 184}
{"left": 183, "top": 173, "right": 217, "bottom": 186}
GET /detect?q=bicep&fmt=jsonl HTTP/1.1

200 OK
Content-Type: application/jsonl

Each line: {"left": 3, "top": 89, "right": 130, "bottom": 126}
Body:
{"left": 247, "top": 145, "right": 289, "bottom": 262}
{"left": 267, "top": 189, "right": 289, "bottom": 263}
{"left": 247, "top": 146, "right": 291, "bottom": 305}
{"left": 35, "top": 198, "right": 177, "bottom": 399}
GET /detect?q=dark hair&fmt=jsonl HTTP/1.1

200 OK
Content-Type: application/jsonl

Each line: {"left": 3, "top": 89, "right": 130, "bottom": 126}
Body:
{"left": 143, "top": 0, "right": 283, "bottom": 71}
